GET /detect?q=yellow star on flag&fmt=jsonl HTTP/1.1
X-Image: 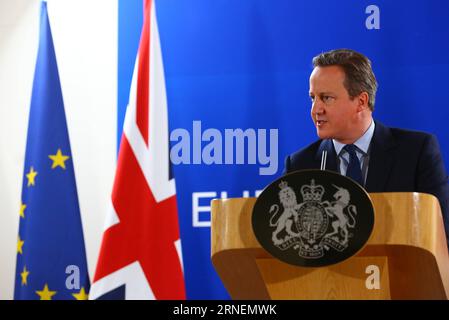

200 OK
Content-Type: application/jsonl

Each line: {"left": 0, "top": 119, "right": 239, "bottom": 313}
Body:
{"left": 17, "top": 236, "right": 24, "bottom": 254}
{"left": 72, "top": 287, "right": 88, "bottom": 300}
{"left": 21, "top": 266, "right": 30, "bottom": 286}
{"left": 26, "top": 167, "right": 38, "bottom": 186}
{"left": 48, "top": 148, "right": 70, "bottom": 169}
{"left": 20, "top": 202, "right": 27, "bottom": 218}
{"left": 36, "top": 284, "right": 57, "bottom": 300}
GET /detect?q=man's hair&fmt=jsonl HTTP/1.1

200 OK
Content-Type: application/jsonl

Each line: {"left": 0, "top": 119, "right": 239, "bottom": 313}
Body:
{"left": 312, "top": 49, "right": 378, "bottom": 111}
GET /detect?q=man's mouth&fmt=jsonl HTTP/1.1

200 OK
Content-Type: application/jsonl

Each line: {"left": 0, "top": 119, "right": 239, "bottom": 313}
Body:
{"left": 316, "top": 120, "right": 327, "bottom": 126}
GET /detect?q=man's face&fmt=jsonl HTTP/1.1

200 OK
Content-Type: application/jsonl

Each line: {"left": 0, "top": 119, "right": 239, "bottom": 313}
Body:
{"left": 309, "top": 66, "right": 360, "bottom": 143}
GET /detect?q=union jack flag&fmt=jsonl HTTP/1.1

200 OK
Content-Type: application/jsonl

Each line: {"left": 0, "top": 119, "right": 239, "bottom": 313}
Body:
{"left": 89, "top": 0, "right": 186, "bottom": 300}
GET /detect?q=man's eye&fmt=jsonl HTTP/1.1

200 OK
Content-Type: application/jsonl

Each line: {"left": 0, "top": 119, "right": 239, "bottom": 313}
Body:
{"left": 310, "top": 96, "right": 315, "bottom": 102}
{"left": 323, "top": 96, "right": 334, "bottom": 102}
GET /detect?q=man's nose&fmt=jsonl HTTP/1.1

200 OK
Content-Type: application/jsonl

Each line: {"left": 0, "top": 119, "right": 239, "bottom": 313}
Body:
{"left": 311, "top": 99, "right": 324, "bottom": 115}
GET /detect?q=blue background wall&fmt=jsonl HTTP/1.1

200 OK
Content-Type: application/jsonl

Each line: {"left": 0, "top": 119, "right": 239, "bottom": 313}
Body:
{"left": 118, "top": 0, "right": 449, "bottom": 299}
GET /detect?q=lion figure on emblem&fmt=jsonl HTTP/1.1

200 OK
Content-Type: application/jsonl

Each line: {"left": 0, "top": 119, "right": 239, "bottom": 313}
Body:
{"left": 269, "top": 181, "right": 302, "bottom": 245}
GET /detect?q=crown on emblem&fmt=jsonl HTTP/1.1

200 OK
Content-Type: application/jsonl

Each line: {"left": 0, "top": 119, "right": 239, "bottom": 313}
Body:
{"left": 300, "top": 179, "right": 324, "bottom": 201}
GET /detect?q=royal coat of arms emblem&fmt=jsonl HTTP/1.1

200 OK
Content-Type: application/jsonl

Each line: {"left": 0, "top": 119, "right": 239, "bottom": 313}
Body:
{"left": 253, "top": 170, "right": 374, "bottom": 267}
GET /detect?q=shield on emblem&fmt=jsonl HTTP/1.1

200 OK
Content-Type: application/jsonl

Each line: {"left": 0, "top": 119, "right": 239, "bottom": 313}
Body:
{"left": 252, "top": 169, "right": 375, "bottom": 267}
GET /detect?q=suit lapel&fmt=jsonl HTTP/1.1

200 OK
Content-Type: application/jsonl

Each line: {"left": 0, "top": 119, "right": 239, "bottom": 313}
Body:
{"left": 315, "top": 139, "right": 338, "bottom": 173}
{"left": 365, "top": 121, "right": 398, "bottom": 192}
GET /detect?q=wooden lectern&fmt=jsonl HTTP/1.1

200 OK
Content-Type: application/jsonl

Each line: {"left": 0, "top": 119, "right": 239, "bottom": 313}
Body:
{"left": 211, "top": 193, "right": 449, "bottom": 300}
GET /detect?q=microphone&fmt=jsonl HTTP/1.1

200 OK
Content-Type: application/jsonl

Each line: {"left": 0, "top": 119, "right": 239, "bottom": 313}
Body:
{"left": 320, "top": 150, "right": 327, "bottom": 171}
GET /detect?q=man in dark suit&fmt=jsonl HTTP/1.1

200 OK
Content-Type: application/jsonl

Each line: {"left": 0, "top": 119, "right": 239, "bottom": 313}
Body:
{"left": 284, "top": 49, "right": 449, "bottom": 245}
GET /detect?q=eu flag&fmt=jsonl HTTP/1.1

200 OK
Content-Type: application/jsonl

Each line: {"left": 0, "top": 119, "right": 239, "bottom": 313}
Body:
{"left": 14, "top": 2, "right": 90, "bottom": 300}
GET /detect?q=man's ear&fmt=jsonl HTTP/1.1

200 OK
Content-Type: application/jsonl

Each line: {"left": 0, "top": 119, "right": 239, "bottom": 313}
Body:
{"left": 356, "top": 92, "right": 369, "bottom": 112}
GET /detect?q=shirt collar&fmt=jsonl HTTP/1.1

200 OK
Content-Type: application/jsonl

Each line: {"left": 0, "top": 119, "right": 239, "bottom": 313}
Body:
{"left": 332, "top": 120, "right": 375, "bottom": 156}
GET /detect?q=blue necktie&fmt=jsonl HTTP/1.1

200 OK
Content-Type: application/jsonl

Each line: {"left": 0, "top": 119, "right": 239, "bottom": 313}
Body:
{"left": 343, "top": 144, "right": 363, "bottom": 186}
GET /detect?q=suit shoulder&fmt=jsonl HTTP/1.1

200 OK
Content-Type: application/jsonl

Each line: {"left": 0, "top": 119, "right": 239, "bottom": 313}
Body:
{"left": 288, "top": 139, "right": 323, "bottom": 161}
{"left": 388, "top": 126, "right": 435, "bottom": 141}
{"left": 378, "top": 125, "right": 444, "bottom": 162}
